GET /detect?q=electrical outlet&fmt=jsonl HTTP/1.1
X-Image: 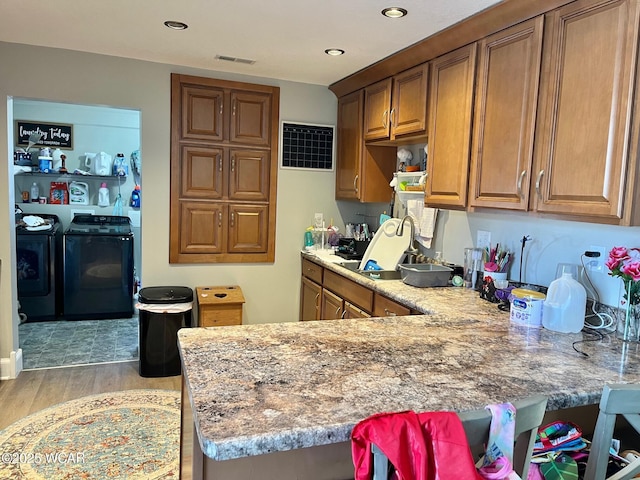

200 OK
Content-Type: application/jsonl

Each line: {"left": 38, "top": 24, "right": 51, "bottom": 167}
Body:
{"left": 476, "top": 230, "right": 491, "bottom": 250}
{"left": 586, "top": 245, "right": 606, "bottom": 272}
{"left": 314, "top": 213, "right": 324, "bottom": 229}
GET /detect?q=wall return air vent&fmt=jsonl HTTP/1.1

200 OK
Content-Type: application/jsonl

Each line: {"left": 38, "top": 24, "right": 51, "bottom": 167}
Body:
{"left": 215, "top": 55, "right": 256, "bottom": 65}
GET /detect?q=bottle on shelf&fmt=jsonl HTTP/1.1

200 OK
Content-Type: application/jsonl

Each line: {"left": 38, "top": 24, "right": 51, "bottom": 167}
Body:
{"left": 98, "top": 182, "right": 110, "bottom": 207}
{"left": 30, "top": 182, "right": 39, "bottom": 202}
{"left": 130, "top": 185, "right": 141, "bottom": 208}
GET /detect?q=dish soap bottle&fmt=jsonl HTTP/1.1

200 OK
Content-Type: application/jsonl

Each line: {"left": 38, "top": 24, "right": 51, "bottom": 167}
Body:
{"left": 98, "top": 182, "right": 110, "bottom": 207}
{"left": 130, "top": 185, "right": 141, "bottom": 208}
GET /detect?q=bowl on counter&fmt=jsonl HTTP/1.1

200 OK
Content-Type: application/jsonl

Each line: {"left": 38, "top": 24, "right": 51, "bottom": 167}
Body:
{"left": 398, "top": 263, "right": 453, "bottom": 288}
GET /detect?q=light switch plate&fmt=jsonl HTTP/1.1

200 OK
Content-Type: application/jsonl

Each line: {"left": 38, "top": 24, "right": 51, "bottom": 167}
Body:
{"left": 314, "top": 213, "right": 324, "bottom": 228}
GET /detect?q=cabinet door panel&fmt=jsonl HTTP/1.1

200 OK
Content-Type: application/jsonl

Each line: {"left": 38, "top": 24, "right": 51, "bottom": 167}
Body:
{"left": 425, "top": 44, "right": 477, "bottom": 208}
{"left": 364, "top": 79, "right": 392, "bottom": 141}
{"left": 392, "top": 64, "right": 429, "bottom": 139}
{"left": 228, "top": 204, "right": 268, "bottom": 253}
{"left": 301, "top": 258, "right": 323, "bottom": 284}
{"left": 229, "top": 149, "right": 269, "bottom": 201}
{"left": 336, "top": 91, "right": 363, "bottom": 200}
{"left": 321, "top": 289, "right": 344, "bottom": 320}
{"left": 533, "top": 0, "right": 639, "bottom": 219}
{"left": 179, "top": 201, "right": 225, "bottom": 254}
{"left": 344, "top": 302, "right": 371, "bottom": 319}
{"left": 181, "top": 86, "right": 224, "bottom": 142}
{"left": 229, "top": 91, "right": 271, "bottom": 146}
{"left": 180, "top": 146, "right": 224, "bottom": 199}
{"left": 373, "top": 293, "right": 411, "bottom": 317}
{"left": 469, "top": 17, "right": 543, "bottom": 210}
{"left": 300, "top": 277, "right": 322, "bottom": 321}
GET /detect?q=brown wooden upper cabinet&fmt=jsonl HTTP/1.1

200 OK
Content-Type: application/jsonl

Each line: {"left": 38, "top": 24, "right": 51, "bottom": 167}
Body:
{"left": 424, "top": 44, "right": 477, "bottom": 209}
{"left": 469, "top": 16, "right": 544, "bottom": 211}
{"left": 335, "top": 90, "right": 397, "bottom": 202}
{"left": 170, "top": 74, "right": 279, "bottom": 263}
{"left": 364, "top": 64, "right": 429, "bottom": 142}
{"left": 531, "top": 0, "right": 640, "bottom": 222}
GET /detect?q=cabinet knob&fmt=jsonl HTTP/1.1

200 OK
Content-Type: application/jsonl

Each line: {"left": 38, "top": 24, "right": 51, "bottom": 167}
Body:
{"left": 353, "top": 174, "right": 359, "bottom": 194}
{"left": 390, "top": 108, "right": 396, "bottom": 128}
{"left": 384, "top": 309, "right": 397, "bottom": 316}
{"left": 382, "top": 110, "right": 388, "bottom": 128}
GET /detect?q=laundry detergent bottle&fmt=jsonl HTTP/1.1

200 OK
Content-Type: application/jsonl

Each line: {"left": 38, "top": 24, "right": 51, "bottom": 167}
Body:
{"left": 98, "top": 182, "right": 110, "bottom": 207}
{"left": 130, "top": 185, "right": 141, "bottom": 208}
{"left": 542, "top": 272, "right": 587, "bottom": 333}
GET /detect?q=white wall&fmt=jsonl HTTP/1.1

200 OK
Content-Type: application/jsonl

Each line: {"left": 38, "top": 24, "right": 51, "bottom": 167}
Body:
{"left": 425, "top": 210, "right": 640, "bottom": 307}
{"left": 0, "top": 41, "right": 362, "bottom": 376}
{"left": 2, "top": 41, "right": 637, "bottom": 378}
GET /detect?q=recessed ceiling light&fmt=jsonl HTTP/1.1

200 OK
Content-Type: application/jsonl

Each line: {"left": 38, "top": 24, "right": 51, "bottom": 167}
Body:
{"left": 382, "top": 7, "right": 408, "bottom": 18}
{"left": 164, "top": 20, "right": 188, "bottom": 30}
{"left": 325, "top": 49, "right": 345, "bottom": 56}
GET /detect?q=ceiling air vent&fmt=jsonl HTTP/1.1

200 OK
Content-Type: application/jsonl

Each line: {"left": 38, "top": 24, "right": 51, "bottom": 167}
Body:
{"left": 215, "top": 55, "right": 256, "bottom": 65}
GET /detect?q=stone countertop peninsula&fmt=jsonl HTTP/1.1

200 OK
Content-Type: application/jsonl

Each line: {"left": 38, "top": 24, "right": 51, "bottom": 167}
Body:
{"left": 178, "top": 253, "right": 640, "bottom": 463}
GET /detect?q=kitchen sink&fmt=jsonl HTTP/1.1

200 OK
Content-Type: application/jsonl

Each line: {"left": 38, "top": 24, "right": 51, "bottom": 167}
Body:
{"left": 358, "top": 269, "right": 402, "bottom": 280}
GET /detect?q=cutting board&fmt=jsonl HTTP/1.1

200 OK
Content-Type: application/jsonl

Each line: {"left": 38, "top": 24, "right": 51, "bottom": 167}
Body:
{"left": 358, "top": 218, "right": 412, "bottom": 270}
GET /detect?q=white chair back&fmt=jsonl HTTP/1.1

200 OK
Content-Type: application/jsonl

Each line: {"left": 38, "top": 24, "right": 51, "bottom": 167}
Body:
{"left": 583, "top": 384, "right": 640, "bottom": 480}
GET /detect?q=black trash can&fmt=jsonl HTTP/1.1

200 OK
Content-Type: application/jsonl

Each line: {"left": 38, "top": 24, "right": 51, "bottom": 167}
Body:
{"left": 138, "top": 286, "right": 193, "bottom": 377}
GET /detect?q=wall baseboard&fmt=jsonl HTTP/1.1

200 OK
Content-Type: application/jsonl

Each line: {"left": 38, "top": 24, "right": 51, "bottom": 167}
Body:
{"left": 0, "top": 349, "right": 23, "bottom": 380}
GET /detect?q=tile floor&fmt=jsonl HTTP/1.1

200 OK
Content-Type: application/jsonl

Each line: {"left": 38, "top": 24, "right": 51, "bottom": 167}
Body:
{"left": 19, "top": 317, "right": 139, "bottom": 370}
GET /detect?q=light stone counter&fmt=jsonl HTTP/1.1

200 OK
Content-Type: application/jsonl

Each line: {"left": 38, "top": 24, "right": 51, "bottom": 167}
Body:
{"left": 178, "top": 254, "right": 640, "bottom": 479}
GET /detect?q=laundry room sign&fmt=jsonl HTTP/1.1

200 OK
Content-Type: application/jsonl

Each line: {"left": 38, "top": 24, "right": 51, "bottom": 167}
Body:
{"left": 15, "top": 120, "right": 74, "bottom": 149}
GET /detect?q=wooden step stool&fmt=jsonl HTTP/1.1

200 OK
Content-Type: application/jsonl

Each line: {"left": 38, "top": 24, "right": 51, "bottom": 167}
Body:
{"left": 196, "top": 286, "right": 245, "bottom": 327}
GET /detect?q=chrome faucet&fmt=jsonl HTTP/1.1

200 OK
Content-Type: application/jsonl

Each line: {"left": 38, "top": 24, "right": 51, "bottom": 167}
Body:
{"left": 396, "top": 216, "right": 418, "bottom": 264}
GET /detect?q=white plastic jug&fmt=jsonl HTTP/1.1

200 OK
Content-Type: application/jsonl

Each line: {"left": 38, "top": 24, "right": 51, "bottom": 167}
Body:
{"left": 542, "top": 272, "right": 587, "bottom": 333}
{"left": 85, "top": 152, "right": 112, "bottom": 176}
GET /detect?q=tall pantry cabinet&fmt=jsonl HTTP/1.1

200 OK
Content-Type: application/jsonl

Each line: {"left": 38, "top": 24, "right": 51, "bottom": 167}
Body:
{"left": 170, "top": 74, "right": 280, "bottom": 263}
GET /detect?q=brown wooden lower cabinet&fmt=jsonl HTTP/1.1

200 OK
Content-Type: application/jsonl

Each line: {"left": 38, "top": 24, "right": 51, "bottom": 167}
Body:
{"left": 344, "top": 302, "right": 371, "bottom": 319}
{"left": 321, "top": 289, "right": 344, "bottom": 320}
{"left": 373, "top": 293, "right": 411, "bottom": 317}
{"left": 300, "top": 257, "right": 415, "bottom": 321}
{"left": 300, "top": 277, "right": 321, "bottom": 321}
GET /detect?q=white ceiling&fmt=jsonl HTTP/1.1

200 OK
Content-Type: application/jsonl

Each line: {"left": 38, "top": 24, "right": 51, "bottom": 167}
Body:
{"left": 0, "top": 0, "right": 501, "bottom": 86}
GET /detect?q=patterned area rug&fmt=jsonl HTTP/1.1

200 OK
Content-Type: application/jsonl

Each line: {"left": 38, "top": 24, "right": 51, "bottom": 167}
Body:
{"left": 0, "top": 389, "right": 180, "bottom": 479}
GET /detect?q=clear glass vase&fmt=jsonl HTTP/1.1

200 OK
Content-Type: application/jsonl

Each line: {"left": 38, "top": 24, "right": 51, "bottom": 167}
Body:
{"left": 617, "top": 279, "right": 640, "bottom": 342}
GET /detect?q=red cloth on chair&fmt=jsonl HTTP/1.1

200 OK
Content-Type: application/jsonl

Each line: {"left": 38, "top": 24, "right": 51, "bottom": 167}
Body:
{"left": 352, "top": 410, "right": 482, "bottom": 480}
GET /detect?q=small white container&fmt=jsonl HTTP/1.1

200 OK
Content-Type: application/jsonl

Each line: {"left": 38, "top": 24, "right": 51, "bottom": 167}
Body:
{"left": 484, "top": 271, "right": 507, "bottom": 282}
{"left": 510, "top": 288, "right": 546, "bottom": 327}
{"left": 542, "top": 272, "right": 587, "bottom": 333}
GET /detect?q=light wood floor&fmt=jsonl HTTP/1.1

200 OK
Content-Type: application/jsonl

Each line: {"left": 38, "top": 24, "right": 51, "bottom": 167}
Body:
{"left": 0, "top": 361, "right": 191, "bottom": 479}
{"left": 0, "top": 361, "right": 181, "bottom": 429}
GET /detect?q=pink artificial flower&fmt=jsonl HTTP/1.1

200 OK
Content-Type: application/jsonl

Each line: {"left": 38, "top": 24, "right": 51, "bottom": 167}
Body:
{"left": 605, "top": 255, "right": 621, "bottom": 271}
{"left": 607, "top": 247, "right": 630, "bottom": 273}
{"left": 621, "top": 259, "right": 640, "bottom": 282}
{"left": 609, "top": 246, "right": 630, "bottom": 261}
